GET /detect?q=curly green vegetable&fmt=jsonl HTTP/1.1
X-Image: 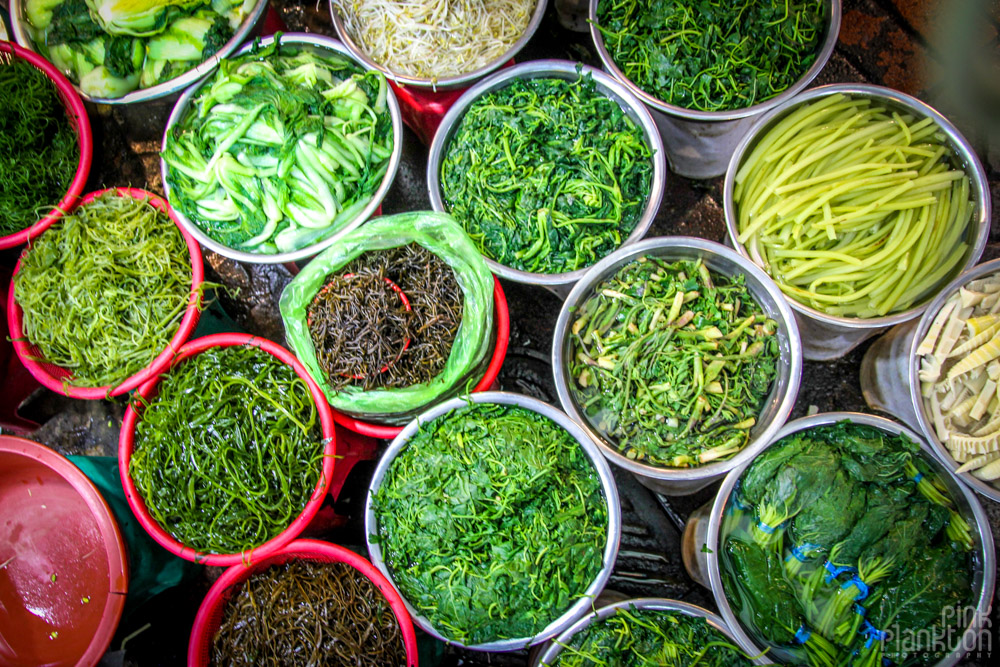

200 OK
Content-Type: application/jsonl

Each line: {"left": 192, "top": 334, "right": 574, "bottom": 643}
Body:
{"left": 130, "top": 345, "right": 327, "bottom": 555}
{"left": 569, "top": 256, "right": 780, "bottom": 467}
{"left": 373, "top": 402, "right": 608, "bottom": 645}
{"left": 595, "top": 0, "right": 826, "bottom": 112}
{"left": 14, "top": 191, "right": 194, "bottom": 387}
{"left": 440, "top": 72, "right": 653, "bottom": 274}
{"left": 162, "top": 36, "right": 395, "bottom": 254}
{"left": 0, "top": 56, "right": 78, "bottom": 236}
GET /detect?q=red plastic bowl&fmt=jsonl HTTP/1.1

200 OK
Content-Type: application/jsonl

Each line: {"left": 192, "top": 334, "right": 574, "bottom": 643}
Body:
{"left": 0, "top": 41, "right": 92, "bottom": 250}
{"left": 0, "top": 435, "right": 127, "bottom": 667}
{"left": 118, "top": 334, "right": 337, "bottom": 567}
{"left": 330, "top": 275, "right": 510, "bottom": 439}
{"left": 7, "top": 188, "right": 204, "bottom": 399}
{"left": 188, "top": 539, "right": 418, "bottom": 667}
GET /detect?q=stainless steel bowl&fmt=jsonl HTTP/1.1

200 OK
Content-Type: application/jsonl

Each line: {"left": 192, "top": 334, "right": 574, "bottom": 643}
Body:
{"left": 531, "top": 598, "right": 772, "bottom": 666}
{"left": 703, "top": 412, "right": 996, "bottom": 666}
{"left": 861, "top": 259, "right": 1000, "bottom": 504}
{"left": 329, "top": 0, "right": 547, "bottom": 90}
{"left": 365, "top": 391, "right": 623, "bottom": 652}
{"left": 552, "top": 237, "right": 803, "bottom": 496}
{"left": 427, "top": 60, "right": 667, "bottom": 295}
{"left": 9, "top": 0, "right": 269, "bottom": 105}
{"left": 724, "top": 83, "right": 992, "bottom": 361}
{"left": 589, "top": 0, "right": 841, "bottom": 178}
{"left": 160, "top": 33, "right": 403, "bottom": 265}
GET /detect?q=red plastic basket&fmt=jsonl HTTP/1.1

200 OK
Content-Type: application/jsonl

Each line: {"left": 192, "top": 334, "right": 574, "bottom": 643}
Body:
{"left": 330, "top": 275, "right": 510, "bottom": 439}
{"left": 118, "top": 334, "right": 337, "bottom": 567}
{"left": 188, "top": 539, "right": 418, "bottom": 666}
{"left": 0, "top": 41, "right": 92, "bottom": 250}
{"left": 7, "top": 188, "right": 204, "bottom": 399}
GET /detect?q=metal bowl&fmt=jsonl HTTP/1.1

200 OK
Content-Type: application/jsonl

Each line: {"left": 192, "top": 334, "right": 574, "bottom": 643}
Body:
{"left": 905, "top": 259, "right": 1000, "bottom": 504}
{"left": 588, "top": 0, "right": 841, "bottom": 178}
{"left": 427, "top": 60, "right": 667, "bottom": 295}
{"left": 703, "top": 412, "right": 996, "bottom": 666}
{"left": 552, "top": 237, "right": 803, "bottom": 496}
{"left": 365, "top": 391, "right": 623, "bottom": 652}
{"left": 724, "top": 83, "right": 991, "bottom": 360}
{"left": 531, "top": 598, "right": 772, "bottom": 666}
{"left": 160, "top": 33, "right": 403, "bottom": 265}
{"left": 9, "top": 0, "right": 269, "bottom": 105}
{"left": 329, "top": 0, "right": 547, "bottom": 90}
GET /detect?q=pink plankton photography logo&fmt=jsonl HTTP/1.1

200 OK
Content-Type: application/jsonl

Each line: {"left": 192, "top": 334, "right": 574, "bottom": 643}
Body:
{"left": 883, "top": 605, "right": 992, "bottom": 662}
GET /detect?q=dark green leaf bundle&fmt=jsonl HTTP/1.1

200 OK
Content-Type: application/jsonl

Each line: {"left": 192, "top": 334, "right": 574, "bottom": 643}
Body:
{"left": 720, "top": 421, "right": 976, "bottom": 667}
{"left": 568, "top": 256, "right": 780, "bottom": 467}
{"left": 373, "top": 402, "right": 608, "bottom": 645}
{"left": 548, "top": 606, "right": 753, "bottom": 667}
{"left": 440, "top": 72, "right": 654, "bottom": 274}
{"left": 595, "top": 0, "right": 826, "bottom": 112}
{"left": 162, "top": 37, "right": 394, "bottom": 254}
{"left": 14, "top": 192, "right": 192, "bottom": 387}
{"left": 211, "top": 559, "right": 407, "bottom": 666}
{"left": 130, "top": 345, "right": 327, "bottom": 555}
{"left": 0, "top": 56, "right": 78, "bottom": 236}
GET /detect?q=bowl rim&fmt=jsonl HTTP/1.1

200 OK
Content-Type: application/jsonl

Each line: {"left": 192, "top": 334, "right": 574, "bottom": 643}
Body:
{"left": 588, "top": 0, "right": 843, "bottom": 121}
{"left": 426, "top": 58, "right": 667, "bottom": 288}
{"left": 118, "top": 333, "right": 337, "bottom": 567}
{"left": 551, "top": 235, "right": 803, "bottom": 482}
{"left": 704, "top": 411, "right": 997, "bottom": 667}
{"left": 906, "top": 258, "right": 1000, "bottom": 504}
{"left": 364, "top": 390, "right": 623, "bottom": 651}
{"left": 159, "top": 32, "right": 404, "bottom": 264}
{"left": 0, "top": 40, "right": 92, "bottom": 250}
{"left": 532, "top": 597, "right": 773, "bottom": 666}
{"left": 328, "top": 0, "right": 548, "bottom": 90}
{"left": 8, "top": 0, "right": 270, "bottom": 104}
{"left": 723, "top": 82, "right": 992, "bottom": 330}
{"left": 186, "top": 538, "right": 419, "bottom": 666}
{"left": 7, "top": 187, "right": 204, "bottom": 398}
{"left": 329, "top": 275, "right": 510, "bottom": 438}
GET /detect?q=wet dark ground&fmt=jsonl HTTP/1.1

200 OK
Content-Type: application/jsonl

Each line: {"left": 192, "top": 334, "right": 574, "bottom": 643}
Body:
{"left": 2, "top": 0, "right": 1000, "bottom": 665}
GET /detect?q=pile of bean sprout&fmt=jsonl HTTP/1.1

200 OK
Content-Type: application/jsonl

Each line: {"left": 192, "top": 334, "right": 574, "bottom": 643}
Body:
{"left": 334, "top": 0, "right": 536, "bottom": 82}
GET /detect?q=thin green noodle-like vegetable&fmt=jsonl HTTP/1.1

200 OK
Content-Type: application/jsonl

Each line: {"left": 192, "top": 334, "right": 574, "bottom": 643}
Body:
{"left": 130, "top": 345, "right": 326, "bottom": 555}
{"left": 14, "top": 191, "right": 193, "bottom": 387}
{"left": 734, "top": 94, "right": 975, "bottom": 318}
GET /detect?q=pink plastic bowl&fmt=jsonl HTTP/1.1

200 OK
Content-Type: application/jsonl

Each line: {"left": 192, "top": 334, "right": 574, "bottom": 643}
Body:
{"left": 188, "top": 539, "right": 419, "bottom": 666}
{"left": 330, "top": 275, "right": 511, "bottom": 439}
{"left": 118, "top": 334, "right": 337, "bottom": 567}
{"left": 0, "top": 41, "right": 92, "bottom": 250}
{"left": 7, "top": 188, "right": 204, "bottom": 399}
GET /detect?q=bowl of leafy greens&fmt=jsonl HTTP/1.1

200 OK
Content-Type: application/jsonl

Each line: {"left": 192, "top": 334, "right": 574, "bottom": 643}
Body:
{"left": 552, "top": 236, "right": 802, "bottom": 496}
{"left": 703, "top": 412, "right": 995, "bottom": 667}
{"left": 588, "top": 0, "right": 841, "bottom": 179}
{"left": 1, "top": 39, "right": 92, "bottom": 250}
{"left": 366, "top": 391, "right": 622, "bottom": 651}
{"left": 532, "top": 598, "right": 767, "bottom": 666}
{"left": 10, "top": 0, "right": 268, "bottom": 103}
{"left": 160, "top": 32, "right": 402, "bottom": 263}
{"left": 427, "top": 59, "right": 666, "bottom": 296}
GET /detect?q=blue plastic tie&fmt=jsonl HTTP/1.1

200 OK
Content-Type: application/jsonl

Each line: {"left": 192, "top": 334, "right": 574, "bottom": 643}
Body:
{"left": 912, "top": 472, "right": 924, "bottom": 484}
{"left": 795, "top": 626, "right": 812, "bottom": 644}
{"left": 843, "top": 575, "right": 870, "bottom": 601}
{"left": 862, "top": 621, "right": 887, "bottom": 649}
{"left": 853, "top": 603, "right": 867, "bottom": 616}
{"left": 757, "top": 520, "right": 779, "bottom": 534}
{"left": 786, "top": 543, "right": 821, "bottom": 563}
{"left": 823, "top": 560, "right": 855, "bottom": 583}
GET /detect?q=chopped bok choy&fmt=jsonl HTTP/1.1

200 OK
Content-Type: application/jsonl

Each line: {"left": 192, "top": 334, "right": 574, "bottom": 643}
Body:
{"left": 161, "top": 37, "right": 395, "bottom": 255}
{"left": 918, "top": 272, "right": 1000, "bottom": 486}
